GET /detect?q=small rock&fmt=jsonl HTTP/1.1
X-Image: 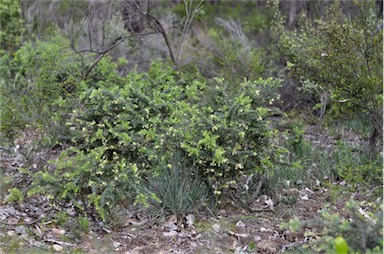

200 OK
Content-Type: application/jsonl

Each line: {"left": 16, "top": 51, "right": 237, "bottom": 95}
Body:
{"left": 52, "top": 244, "right": 63, "bottom": 252}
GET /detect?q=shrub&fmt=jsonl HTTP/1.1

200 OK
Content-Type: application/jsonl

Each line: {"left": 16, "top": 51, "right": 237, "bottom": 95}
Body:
{"left": 284, "top": 199, "right": 383, "bottom": 253}
{"left": 319, "top": 199, "right": 383, "bottom": 253}
{"left": 0, "top": 35, "right": 87, "bottom": 144}
{"left": 271, "top": 0, "right": 383, "bottom": 152}
{"left": 333, "top": 141, "right": 382, "bottom": 196}
{"left": 29, "top": 60, "right": 282, "bottom": 221}
{"left": 0, "top": 0, "right": 25, "bottom": 54}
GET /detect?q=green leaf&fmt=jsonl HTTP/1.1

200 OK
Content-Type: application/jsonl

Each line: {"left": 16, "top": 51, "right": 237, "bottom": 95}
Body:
{"left": 334, "top": 236, "right": 349, "bottom": 254}
{"left": 4, "top": 188, "right": 23, "bottom": 203}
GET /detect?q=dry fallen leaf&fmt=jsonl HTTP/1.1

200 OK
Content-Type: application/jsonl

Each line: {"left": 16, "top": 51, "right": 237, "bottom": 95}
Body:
{"left": 264, "top": 197, "right": 275, "bottom": 211}
{"left": 7, "top": 217, "right": 19, "bottom": 225}
{"left": 235, "top": 220, "right": 245, "bottom": 228}
{"left": 259, "top": 227, "right": 273, "bottom": 233}
{"left": 256, "top": 239, "right": 279, "bottom": 253}
{"left": 305, "top": 187, "right": 314, "bottom": 194}
{"left": 163, "top": 230, "right": 178, "bottom": 237}
{"left": 235, "top": 232, "right": 248, "bottom": 238}
{"left": 186, "top": 214, "right": 195, "bottom": 227}
{"left": 124, "top": 218, "right": 148, "bottom": 226}
{"left": 51, "top": 227, "right": 65, "bottom": 236}
{"left": 212, "top": 223, "right": 221, "bottom": 233}
{"left": 52, "top": 244, "right": 63, "bottom": 252}
{"left": 7, "top": 231, "right": 15, "bottom": 236}
{"left": 289, "top": 188, "right": 300, "bottom": 196}
{"left": 102, "top": 227, "right": 112, "bottom": 234}
{"left": 125, "top": 246, "right": 144, "bottom": 254}
{"left": 112, "top": 240, "right": 121, "bottom": 248}
{"left": 34, "top": 225, "right": 42, "bottom": 236}
{"left": 358, "top": 207, "right": 374, "bottom": 223}
{"left": 166, "top": 214, "right": 177, "bottom": 224}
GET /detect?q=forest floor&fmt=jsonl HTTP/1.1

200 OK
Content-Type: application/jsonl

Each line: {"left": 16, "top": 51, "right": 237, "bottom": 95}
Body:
{"left": 0, "top": 122, "right": 381, "bottom": 253}
{"left": 0, "top": 186, "right": 350, "bottom": 254}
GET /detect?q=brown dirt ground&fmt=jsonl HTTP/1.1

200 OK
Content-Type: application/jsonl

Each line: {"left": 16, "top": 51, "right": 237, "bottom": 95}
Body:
{"left": 0, "top": 125, "right": 380, "bottom": 253}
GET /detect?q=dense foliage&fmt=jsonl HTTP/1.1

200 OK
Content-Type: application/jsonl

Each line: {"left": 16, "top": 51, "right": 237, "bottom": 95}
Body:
{"left": 272, "top": 0, "right": 383, "bottom": 151}
{"left": 0, "top": 0, "right": 24, "bottom": 54}
{"left": 28, "top": 58, "right": 282, "bottom": 220}
{"left": 0, "top": 36, "right": 87, "bottom": 143}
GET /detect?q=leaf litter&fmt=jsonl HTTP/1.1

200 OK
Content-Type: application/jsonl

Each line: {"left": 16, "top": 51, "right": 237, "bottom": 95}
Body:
{"left": 0, "top": 127, "right": 381, "bottom": 253}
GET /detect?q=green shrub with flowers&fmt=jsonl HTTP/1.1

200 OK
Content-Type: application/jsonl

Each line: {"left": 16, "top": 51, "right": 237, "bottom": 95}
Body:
{"left": 30, "top": 60, "right": 283, "bottom": 221}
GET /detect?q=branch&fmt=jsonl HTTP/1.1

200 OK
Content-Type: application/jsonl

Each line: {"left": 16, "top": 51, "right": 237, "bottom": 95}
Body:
{"left": 129, "top": 0, "right": 177, "bottom": 66}
{"left": 144, "top": 12, "right": 177, "bottom": 66}
{"left": 78, "top": 31, "right": 157, "bottom": 82}
{"left": 80, "top": 36, "right": 128, "bottom": 81}
{"left": 177, "top": 0, "right": 204, "bottom": 63}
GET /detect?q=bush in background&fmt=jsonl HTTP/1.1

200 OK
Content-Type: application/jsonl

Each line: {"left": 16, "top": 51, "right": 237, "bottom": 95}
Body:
{"left": 271, "top": 0, "right": 383, "bottom": 152}
{"left": 0, "top": 0, "right": 25, "bottom": 54}
{"left": 0, "top": 35, "right": 87, "bottom": 145}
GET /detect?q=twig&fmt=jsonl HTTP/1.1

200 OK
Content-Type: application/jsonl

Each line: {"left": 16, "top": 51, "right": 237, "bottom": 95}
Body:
{"left": 43, "top": 238, "right": 76, "bottom": 247}
{"left": 73, "top": 31, "right": 155, "bottom": 54}
{"left": 79, "top": 31, "right": 156, "bottom": 82}
{"left": 177, "top": 0, "right": 204, "bottom": 63}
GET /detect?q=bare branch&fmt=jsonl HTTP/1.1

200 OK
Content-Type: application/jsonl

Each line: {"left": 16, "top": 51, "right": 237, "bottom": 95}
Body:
{"left": 123, "top": 0, "right": 177, "bottom": 66}
{"left": 177, "top": 0, "right": 204, "bottom": 63}
{"left": 81, "top": 31, "right": 157, "bottom": 81}
{"left": 144, "top": 12, "right": 177, "bottom": 66}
